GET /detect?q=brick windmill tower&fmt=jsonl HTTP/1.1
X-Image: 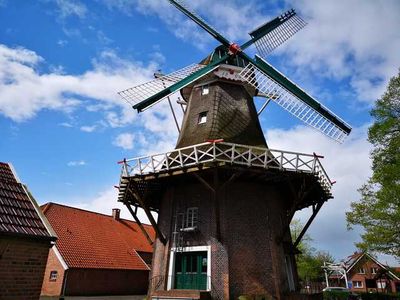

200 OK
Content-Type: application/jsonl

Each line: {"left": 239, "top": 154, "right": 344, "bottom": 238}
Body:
{"left": 116, "top": 1, "right": 352, "bottom": 299}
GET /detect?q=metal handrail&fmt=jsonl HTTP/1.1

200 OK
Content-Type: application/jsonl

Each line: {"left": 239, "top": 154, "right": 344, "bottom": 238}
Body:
{"left": 119, "top": 142, "right": 332, "bottom": 192}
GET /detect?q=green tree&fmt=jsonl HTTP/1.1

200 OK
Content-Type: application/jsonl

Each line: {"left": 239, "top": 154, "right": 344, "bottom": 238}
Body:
{"left": 346, "top": 69, "right": 400, "bottom": 258}
{"left": 290, "top": 219, "right": 334, "bottom": 282}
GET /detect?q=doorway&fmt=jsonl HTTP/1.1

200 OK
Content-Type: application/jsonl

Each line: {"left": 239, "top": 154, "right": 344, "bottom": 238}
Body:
{"left": 174, "top": 251, "right": 208, "bottom": 290}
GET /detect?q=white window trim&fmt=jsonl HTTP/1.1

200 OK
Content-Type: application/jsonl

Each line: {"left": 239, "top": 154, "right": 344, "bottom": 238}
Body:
{"left": 185, "top": 207, "right": 198, "bottom": 229}
{"left": 198, "top": 112, "right": 207, "bottom": 124}
{"left": 353, "top": 281, "right": 363, "bottom": 288}
{"left": 201, "top": 85, "right": 209, "bottom": 95}
{"left": 358, "top": 268, "right": 365, "bottom": 274}
{"left": 167, "top": 245, "right": 211, "bottom": 291}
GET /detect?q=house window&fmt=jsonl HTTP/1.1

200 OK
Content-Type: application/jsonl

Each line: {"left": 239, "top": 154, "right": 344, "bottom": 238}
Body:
{"left": 198, "top": 112, "right": 207, "bottom": 124}
{"left": 371, "top": 267, "right": 378, "bottom": 274}
{"left": 201, "top": 85, "right": 209, "bottom": 95}
{"left": 358, "top": 267, "right": 365, "bottom": 274}
{"left": 353, "top": 281, "right": 363, "bottom": 288}
{"left": 49, "top": 270, "right": 58, "bottom": 281}
{"left": 186, "top": 207, "right": 198, "bottom": 228}
{"left": 377, "top": 281, "right": 386, "bottom": 289}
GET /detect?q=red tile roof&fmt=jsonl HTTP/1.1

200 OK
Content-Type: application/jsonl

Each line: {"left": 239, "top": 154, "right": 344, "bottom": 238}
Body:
{"left": 0, "top": 162, "right": 55, "bottom": 240}
{"left": 41, "top": 202, "right": 155, "bottom": 270}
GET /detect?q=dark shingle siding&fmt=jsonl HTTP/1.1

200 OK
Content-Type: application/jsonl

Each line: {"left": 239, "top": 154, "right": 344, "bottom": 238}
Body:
{"left": 0, "top": 162, "right": 52, "bottom": 239}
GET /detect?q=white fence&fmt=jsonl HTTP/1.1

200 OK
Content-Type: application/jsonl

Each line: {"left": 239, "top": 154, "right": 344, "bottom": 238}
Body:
{"left": 119, "top": 141, "right": 332, "bottom": 192}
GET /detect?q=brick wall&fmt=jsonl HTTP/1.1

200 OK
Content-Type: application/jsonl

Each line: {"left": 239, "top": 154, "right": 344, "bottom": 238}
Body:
{"left": 149, "top": 174, "right": 296, "bottom": 300}
{"left": 41, "top": 247, "right": 65, "bottom": 296}
{"left": 0, "top": 236, "right": 51, "bottom": 300}
{"left": 64, "top": 268, "right": 149, "bottom": 296}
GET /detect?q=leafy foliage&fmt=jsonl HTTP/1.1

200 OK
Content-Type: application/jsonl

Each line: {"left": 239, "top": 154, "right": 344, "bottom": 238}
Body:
{"left": 323, "top": 290, "right": 350, "bottom": 300}
{"left": 346, "top": 69, "right": 400, "bottom": 258}
{"left": 290, "top": 219, "right": 334, "bottom": 282}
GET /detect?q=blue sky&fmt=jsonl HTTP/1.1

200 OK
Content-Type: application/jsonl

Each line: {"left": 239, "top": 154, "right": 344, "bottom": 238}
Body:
{"left": 1, "top": 0, "right": 399, "bottom": 264}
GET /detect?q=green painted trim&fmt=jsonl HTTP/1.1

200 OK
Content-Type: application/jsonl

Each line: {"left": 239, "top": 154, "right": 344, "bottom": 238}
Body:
{"left": 168, "top": 0, "right": 230, "bottom": 47}
{"left": 133, "top": 54, "right": 229, "bottom": 112}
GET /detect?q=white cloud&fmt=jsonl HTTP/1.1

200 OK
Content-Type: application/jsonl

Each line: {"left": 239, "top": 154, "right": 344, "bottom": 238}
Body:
{"left": 0, "top": 44, "right": 156, "bottom": 122}
{"left": 113, "top": 133, "right": 135, "bottom": 150}
{"left": 74, "top": 186, "right": 154, "bottom": 223}
{"left": 59, "top": 122, "right": 73, "bottom": 127}
{"left": 67, "top": 160, "right": 86, "bottom": 166}
{"left": 282, "top": 0, "right": 400, "bottom": 104}
{"left": 55, "top": 0, "right": 87, "bottom": 19}
{"left": 266, "top": 125, "right": 372, "bottom": 259}
{"left": 80, "top": 125, "right": 97, "bottom": 132}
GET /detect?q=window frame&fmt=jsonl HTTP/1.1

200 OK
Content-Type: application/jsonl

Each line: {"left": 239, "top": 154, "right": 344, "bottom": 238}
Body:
{"left": 186, "top": 207, "right": 198, "bottom": 229}
{"left": 358, "top": 267, "right": 365, "bottom": 274}
{"left": 201, "top": 85, "right": 209, "bottom": 95}
{"left": 353, "top": 281, "right": 363, "bottom": 288}
{"left": 49, "top": 270, "right": 58, "bottom": 282}
{"left": 198, "top": 112, "right": 207, "bottom": 124}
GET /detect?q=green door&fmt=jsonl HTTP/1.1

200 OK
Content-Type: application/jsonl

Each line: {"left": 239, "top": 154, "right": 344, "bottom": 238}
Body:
{"left": 175, "top": 251, "right": 208, "bottom": 290}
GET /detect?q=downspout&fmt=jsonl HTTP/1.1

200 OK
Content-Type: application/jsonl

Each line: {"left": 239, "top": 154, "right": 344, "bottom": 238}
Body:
{"left": 61, "top": 269, "right": 68, "bottom": 299}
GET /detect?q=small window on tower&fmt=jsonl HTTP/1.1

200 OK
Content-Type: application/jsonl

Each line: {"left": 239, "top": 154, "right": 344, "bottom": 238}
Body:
{"left": 198, "top": 112, "right": 207, "bottom": 124}
{"left": 186, "top": 207, "right": 198, "bottom": 228}
{"left": 201, "top": 85, "right": 209, "bottom": 95}
{"left": 49, "top": 270, "right": 58, "bottom": 281}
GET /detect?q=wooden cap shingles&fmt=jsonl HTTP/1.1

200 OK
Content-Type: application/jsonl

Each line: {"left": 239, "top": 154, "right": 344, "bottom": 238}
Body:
{"left": 0, "top": 162, "right": 55, "bottom": 240}
{"left": 42, "top": 203, "right": 154, "bottom": 270}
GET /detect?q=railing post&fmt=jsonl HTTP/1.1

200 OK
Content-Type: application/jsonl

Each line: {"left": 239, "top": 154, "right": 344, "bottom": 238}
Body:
{"left": 194, "top": 145, "right": 199, "bottom": 164}
{"left": 280, "top": 151, "right": 284, "bottom": 170}
{"left": 151, "top": 155, "right": 155, "bottom": 173}
{"left": 231, "top": 144, "right": 235, "bottom": 162}
{"left": 138, "top": 159, "right": 143, "bottom": 175}
{"left": 122, "top": 159, "right": 128, "bottom": 176}
{"left": 165, "top": 153, "right": 170, "bottom": 170}
{"left": 247, "top": 148, "right": 252, "bottom": 166}
{"left": 296, "top": 153, "right": 299, "bottom": 171}
{"left": 212, "top": 142, "right": 216, "bottom": 159}
{"left": 179, "top": 149, "right": 184, "bottom": 168}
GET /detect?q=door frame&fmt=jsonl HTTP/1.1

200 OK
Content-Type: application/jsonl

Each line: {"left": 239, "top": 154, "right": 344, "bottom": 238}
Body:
{"left": 167, "top": 245, "right": 211, "bottom": 291}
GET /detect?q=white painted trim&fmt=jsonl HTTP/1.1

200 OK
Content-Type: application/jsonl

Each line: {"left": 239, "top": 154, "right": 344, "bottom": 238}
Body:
{"left": 7, "top": 162, "right": 21, "bottom": 183}
{"left": 132, "top": 248, "right": 150, "bottom": 270}
{"left": 53, "top": 246, "right": 69, "bottom": 270}
{"left": 167, "top": 245, "right": 211, "bottom": 291}
{"left": 21, "top": 185, "right": 58, "bottom": 240}
{"left": 346, "top": 252, "right": 400, "bottom": 281}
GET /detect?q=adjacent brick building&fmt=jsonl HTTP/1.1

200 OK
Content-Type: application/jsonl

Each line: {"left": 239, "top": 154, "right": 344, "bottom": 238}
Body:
{"left": 0, "top": 162, "right": 57, "bottom": 300}
{"left": 40, "top": 203, "right": 155, "bottom": 296}
{"left": 329, "top": 252, "right": 400, "bottom": 293}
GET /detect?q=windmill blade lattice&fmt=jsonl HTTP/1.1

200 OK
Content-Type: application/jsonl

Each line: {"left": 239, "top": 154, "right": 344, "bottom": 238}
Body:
{"left": 118, "top": 64, "right": 206, "bottom": 108}
{"left": 239, "top": 58, "right": 350, "bottom": 143}
{"left": 249, "top": 10, "right": 307, "bottom": 59}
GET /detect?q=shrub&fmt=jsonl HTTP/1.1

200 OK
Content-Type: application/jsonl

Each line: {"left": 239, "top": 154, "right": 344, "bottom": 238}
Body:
{"left": 323, "top": 290, "right": 350, "bottom": 300}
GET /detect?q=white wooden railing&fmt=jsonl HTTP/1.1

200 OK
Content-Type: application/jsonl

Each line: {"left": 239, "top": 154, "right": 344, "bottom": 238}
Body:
{"left": 119, "top": 141, "right": 332, "bottom": 192}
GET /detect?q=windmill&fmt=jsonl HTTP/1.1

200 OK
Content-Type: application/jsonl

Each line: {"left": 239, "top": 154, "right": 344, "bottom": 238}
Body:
{"left": 116, "top": 1, "right": 352, "bottom": 299}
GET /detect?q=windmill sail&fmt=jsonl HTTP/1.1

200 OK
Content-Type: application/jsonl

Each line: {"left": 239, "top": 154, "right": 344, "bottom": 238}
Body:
{"left": 118, "top": 64, "right": 206, "bottom": 108}
{"left": 239, "top": 55, "right": 351, "bottom": 143}
{"left": 249, "top": 9, "right": 307, "bottom": 59}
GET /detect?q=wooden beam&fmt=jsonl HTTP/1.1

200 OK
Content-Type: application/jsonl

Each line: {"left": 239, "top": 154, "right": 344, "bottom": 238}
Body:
{"left": 124, "top": 202, "right": 154, "bottom": 246}
{"left": 213, "top": 169, "right": 221, "bottom": 241}
{"left": 127, "top": 186, "right": 167, "bottom": 245}
{"left": 193, "top": 173, "right": 215, "bottom": 192}
{"left": 219, "top": 172, "right": 241, "bottom": 190}
{"left": 293, "top": 201, "right": 324, "bottom": 248}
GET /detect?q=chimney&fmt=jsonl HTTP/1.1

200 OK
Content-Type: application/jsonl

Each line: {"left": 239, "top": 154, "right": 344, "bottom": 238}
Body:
{"left": 112, "top": 208, "right": 121, "bottom": 221}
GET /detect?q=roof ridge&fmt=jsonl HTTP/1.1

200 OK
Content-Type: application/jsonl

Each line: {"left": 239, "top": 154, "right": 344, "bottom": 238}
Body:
{"left": 40, "top": 201, "right": 152, "bottom": 227}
